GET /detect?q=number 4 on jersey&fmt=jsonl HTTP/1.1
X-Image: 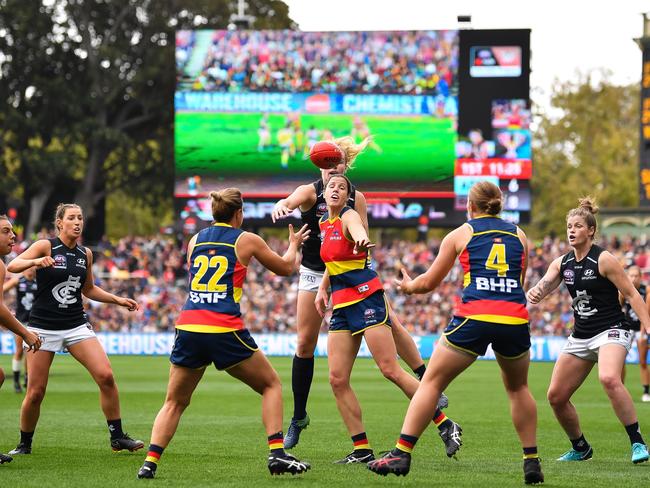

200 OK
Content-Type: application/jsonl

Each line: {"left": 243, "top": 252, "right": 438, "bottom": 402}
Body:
{"left": 485, "top": 243, "right": 509, "bottom": 277}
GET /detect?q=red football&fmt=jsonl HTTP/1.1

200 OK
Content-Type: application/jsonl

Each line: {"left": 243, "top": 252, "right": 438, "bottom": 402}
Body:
{"left": 309, "top": 141, "right": 345, "bottom": 170}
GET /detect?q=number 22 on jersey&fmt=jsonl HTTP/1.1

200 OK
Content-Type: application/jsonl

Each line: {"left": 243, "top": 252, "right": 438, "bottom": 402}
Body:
{"left": 191, "top": 255, "right": 228, "bottom": 292}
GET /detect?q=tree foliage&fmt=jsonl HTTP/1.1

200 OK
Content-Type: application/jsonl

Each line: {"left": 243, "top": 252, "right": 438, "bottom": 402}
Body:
{"left": 0, "top": 0, "right": 296, "bottom": 239}
{"left": 531, "top": 72, "right": 639, "bottom": 237}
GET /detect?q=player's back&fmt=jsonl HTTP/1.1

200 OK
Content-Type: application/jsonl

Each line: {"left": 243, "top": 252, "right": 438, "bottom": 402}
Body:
{"left": 456, "top": 217, "right": 528, "bottom": 324}
{"left": 176, "top": 224, "right": 247, "bottom": 333}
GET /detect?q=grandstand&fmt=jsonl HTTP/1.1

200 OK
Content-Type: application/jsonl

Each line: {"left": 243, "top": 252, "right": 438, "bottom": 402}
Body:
{"left": 2, "top": 232, "right": 647, "bottom": 338}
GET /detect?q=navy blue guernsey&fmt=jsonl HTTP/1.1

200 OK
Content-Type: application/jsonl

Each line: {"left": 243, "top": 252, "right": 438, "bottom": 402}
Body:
{"left": 300, "top": 179, "right": 356, "bottom": 272}
{"left": 175, "top": 223, "right": 247, "bottom": 333}
{"left": 560, "top": 244, "right": 628, "bottom": 339}
{"left": 623, "top": 283, "right": 646, "bottom": 332}
{"left": 29, "top": 238, "right": 88, "bottom": 330}
{"left": 456, "top": 217, "right": 528, "bottom": 324}
{"left": 15, "top": 276, "right": 37, "bottom": 323}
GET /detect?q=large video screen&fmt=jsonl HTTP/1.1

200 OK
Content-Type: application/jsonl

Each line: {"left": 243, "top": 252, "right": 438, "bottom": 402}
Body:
{"left": 175, "top": 29, "right": 531, "bottom": 228}
{"left": 175, "top": 30, "right": 459, "bottom": 196}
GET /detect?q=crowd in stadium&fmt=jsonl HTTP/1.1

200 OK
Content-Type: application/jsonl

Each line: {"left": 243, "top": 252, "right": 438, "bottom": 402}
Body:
{"left": 5, "top": 232, "right": 646, "bottom": 336}
{"left": 177, "top": 30, "right": 457, "bottom": 95}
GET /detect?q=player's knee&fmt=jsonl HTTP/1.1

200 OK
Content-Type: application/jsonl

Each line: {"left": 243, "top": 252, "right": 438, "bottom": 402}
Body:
{"left": 295, "top": 337, "right": 317, "bottom": 357}
{"left": 598, "top": 373, "right": 623, "bottom": 392}
{"left": 377, "top": 360, "right": 401, "bottom": 384}
{"left": 0, "top": 367, "right": 4, "bottom": 388}
{"left": 166, "top": 396, "right": 191, "bottom": 412}
{"left": 26, "top": 385, "right": 46, "bottom": 405}
{"left": 547, "top": 387, "right": 569, "bottom": 408}
{"left": 95, "top": 370, "right": 116, "bottom": 390}
{"left": 329, "top": 372, "right": 349, "bottom": 393}
{"left": 503, "top": 377, "right": 528, "bottom": 395}
{"left": 266, "top": 370, "right": 282, "bottom": 393}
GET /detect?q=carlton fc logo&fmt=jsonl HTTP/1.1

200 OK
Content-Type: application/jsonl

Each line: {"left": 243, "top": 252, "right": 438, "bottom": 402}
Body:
{"left": 52, "top": 275, "right": 82, "bottom": 308}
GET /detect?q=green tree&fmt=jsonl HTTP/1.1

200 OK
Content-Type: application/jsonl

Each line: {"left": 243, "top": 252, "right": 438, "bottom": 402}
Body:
{"left": 531, "top": 72, "right": 639, "bottom": 237}
{"left": 0, "top": 0, "right": 296, "bottom": 239}
{"left": 0, "top": 0, "right": 85, "bottom": 235}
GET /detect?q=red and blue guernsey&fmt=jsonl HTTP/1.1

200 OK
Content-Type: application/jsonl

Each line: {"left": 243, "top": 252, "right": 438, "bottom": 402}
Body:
{"left": 176, "top": 223, "right": 247, "bottom": 333}
{"left": 319, "top": 207, "right": 383, "bottom": 309}
{"left": 455, "top": 216, "right": 528, "bottom": 325}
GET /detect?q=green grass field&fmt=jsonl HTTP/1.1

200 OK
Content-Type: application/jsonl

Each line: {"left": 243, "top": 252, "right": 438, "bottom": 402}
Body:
{"left": 1, "top": 356, "right": 649, "bottom": 487}
{"left": 175, "top": 112, "right": 456, "bottom": 184}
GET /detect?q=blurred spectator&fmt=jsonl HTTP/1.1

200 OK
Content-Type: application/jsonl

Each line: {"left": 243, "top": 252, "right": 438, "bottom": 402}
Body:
{"left": 177, "top": 30, "right": 458, "bottom": 95}
{"left": 3, "top": 233, "right": 649, "bottom": 336}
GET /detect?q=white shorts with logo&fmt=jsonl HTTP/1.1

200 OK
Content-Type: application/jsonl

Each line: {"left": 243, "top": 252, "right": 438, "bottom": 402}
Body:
{"left": 562, "top": 328, "right": 634, "bottom": 362}
{"left": 298, "top": 265, "right": 324, "bottom": 293}
{"left": 27, "top": 323, "right": 96, "bottom": 353}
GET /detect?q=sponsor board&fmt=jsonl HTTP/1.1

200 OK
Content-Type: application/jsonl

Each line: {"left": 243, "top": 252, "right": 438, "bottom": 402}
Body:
{"left": 0, "top": 333, "right": 644, "bottom": 363}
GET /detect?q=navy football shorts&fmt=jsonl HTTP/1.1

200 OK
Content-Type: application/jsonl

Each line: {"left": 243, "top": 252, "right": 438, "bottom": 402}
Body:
{"left": 170, "top": 328, "right": 258, "bottom": 370}
{"left": 329, "top": 291, "right": 391, "bottom": 336}
{"left": 443, "top": 316, "right": 531, "bottom": 358}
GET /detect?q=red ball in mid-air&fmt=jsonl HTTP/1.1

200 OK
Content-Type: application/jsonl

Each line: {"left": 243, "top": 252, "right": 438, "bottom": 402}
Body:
{"left": 309, "top": 141, "right": 345, "bottom": 170}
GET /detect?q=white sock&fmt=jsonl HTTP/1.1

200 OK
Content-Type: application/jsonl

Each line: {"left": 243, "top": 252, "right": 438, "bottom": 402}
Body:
{"left": 12, "top": 359, "right": 21, "bottom": 373}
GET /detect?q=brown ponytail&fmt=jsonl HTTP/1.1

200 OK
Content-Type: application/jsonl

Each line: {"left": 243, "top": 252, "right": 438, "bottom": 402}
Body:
{"left": 210, "top": 188, "right": 243, "bottom": 222}
{"left": 468, "top": 181, "right": 502, "bottom": 216}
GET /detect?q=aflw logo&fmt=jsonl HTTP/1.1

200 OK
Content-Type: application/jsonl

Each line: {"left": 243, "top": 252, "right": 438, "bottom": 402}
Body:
{"left": 52, "top": 276, "right": 82, "bottom": 308}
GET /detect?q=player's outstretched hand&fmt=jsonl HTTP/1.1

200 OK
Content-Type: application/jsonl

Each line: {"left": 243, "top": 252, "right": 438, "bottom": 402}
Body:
{"left": 353, "top": 238, "right": 375, "bottom": 255}
{"left": 117, "top": 297, "right": 139, "bottom": 311}
{"left": 394, "top": 267, "right": 413, "bottom": 295}
{"left": 526, "top": 287, "right": 542, "bottom": 305}
{"left": 289, "top": 224, "right": 310, "bottom": 247}
{"left": 272, "top": 204, "right": 293, "bottom": 223}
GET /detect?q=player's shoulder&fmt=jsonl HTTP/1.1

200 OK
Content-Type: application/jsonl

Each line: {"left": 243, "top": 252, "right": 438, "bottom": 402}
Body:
{"left": 291, "top": 182, "right": 318, "bottom": 202}
{"left": 453, "top": 222, "right": 474, "bottom": 238}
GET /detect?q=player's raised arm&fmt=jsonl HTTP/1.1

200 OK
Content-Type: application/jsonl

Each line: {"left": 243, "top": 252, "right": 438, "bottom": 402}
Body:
{"left": 238, "top": 224, "right": 310, "bottom": 276}
{"left": 272, "top": 184, "right": 316, "bottom": 222}
{"left": 526, "top": 256, "right": 563, "bottom": 304}
{"left": 396, "top": 226, "right": 466, "bottom": 295}
{"left": 7, "top": 239, "right": 54, "bottom": 273}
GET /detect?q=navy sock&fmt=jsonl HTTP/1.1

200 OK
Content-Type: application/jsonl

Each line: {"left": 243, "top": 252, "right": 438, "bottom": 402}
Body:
{"left": 268, "top": 431, "right": 285, "bottom": 455}
{"left": 570, "top": 434, "right": 589, "bottom": 452}
{"left": 20, "top": 430, "right": 34, "bottom": 447}
{"left": 351, "top": 432, "right": 370, "bottom": 451}
{"left": 413, "top": 364, "right": 426, "bottom": 381}
{"left": 291, "top": 355, "right": 314, "bottom": 420}
{"left": 396, "top": 433, "right": 418, "bottom": 453}
{"left": 433, "top": 409, "right": 451, "bottom": 431}
{"left": 107, "top": 418, "right": 124, "bottom": 440}
{"left": 145, "top": 444, "right": 164, "bottom": 467}
{"left": 625, "top": 422, "right": 645, "bottom": 445}
{"left": 523, "top": 446, "right": 539, "bottom": 459}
